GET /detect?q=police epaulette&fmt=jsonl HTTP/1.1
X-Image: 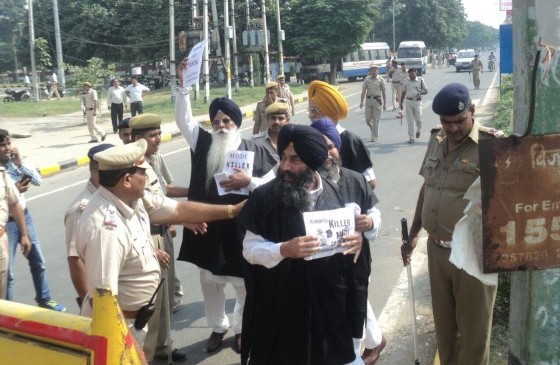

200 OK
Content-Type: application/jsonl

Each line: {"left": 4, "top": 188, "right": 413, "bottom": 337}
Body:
{"left": 478, "top": 126, "right": 505, "bottom": 137}
{"left": 431, "top": 125, "right": 443, "bottom": 134}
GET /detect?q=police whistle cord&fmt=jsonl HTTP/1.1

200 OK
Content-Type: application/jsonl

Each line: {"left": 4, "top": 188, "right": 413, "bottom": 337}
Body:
{"left": 401, "top": 218, "right": 421, "bottom": 365}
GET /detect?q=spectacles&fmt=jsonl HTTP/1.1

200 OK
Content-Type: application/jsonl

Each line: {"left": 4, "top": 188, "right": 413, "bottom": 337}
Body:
{"left": 212, "top": 118, "right": 235, "bottom": 127}
{"left": 307, "top": 107, "right": 321, "bottom": 114}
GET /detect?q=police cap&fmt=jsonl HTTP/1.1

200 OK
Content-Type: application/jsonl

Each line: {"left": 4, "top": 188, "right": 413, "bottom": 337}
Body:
{"left": 129, "top": 114, "right": 162, "bottom": 130}
{"left": 432, "top": 83, "right": 471, "bottom": 116}
{"left": 87, "top": 143, "right": 114, "bottom": 160}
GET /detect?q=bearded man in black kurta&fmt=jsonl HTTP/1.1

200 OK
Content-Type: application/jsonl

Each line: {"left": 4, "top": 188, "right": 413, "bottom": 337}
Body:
{"left": 175, "top": 60, "right": 276, "bottom": 353}
{"left": 238, "top": 124, "right": 365, "bottom": 365}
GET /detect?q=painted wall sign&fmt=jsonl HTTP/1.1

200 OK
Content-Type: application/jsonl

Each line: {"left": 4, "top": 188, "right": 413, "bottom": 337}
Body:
{"left": 480, "top": 134, "right": 560, "bottom": 272}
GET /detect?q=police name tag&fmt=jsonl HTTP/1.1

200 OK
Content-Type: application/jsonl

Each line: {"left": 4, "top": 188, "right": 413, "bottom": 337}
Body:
{"left": 480, "top": 134, "right": 560, "bottom": 272}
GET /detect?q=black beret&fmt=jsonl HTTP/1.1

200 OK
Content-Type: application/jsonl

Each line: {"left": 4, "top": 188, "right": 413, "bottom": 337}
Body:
{"left": 209, "top": 97, "right": 243, "bottom": 127}
{"left": 277, "top": 124, "right": 328, "bottom": 171}
{"left": 87, "top": 143, "right": 114, "bottom": 160}
{"left": 432, "top": 83, "right": 471, "bottom": 116}
{"left": 311, "top": 117, "right": 341, "bottom": 151}
{"left": 118, "top": 117, "right": 131, "bottom": 129}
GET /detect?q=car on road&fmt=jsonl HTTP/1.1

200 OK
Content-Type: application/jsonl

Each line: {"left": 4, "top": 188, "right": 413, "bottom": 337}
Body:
{"left": 455, "top": 49, "right": 476, "bottom": 72}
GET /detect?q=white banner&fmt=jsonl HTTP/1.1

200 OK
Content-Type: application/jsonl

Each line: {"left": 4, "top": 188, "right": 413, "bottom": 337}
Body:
{"left": 182, "top": 39, "right": 208, "bottom": 87}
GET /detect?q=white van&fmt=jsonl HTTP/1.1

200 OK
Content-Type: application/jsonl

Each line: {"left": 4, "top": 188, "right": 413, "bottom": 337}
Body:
{"left": 396, "top": 41, "right": 428, "bottom": 75}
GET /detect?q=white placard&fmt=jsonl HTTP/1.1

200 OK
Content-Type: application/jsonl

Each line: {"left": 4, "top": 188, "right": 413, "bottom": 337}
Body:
{"left": 214, "top": 150, "right": 255, "bottom": 196}
{"left": 303, "top": 207, "right": 355, "bottom": 260}
{"left": 183, "top": 39, "right": 208, "bottom": 87}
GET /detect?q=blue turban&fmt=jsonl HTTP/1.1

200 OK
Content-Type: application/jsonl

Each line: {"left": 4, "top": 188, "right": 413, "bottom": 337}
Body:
{"left": 432, "top": 83, "right": 471, "bottom": 116}
{"left": 310, "top": 117, "right": 341, "bottom": 151}
{"left": 209, "top": 97, "right": 243, "bottom": 127}
{"left": 278, "top": 124, "right": 328, "bottom": 171}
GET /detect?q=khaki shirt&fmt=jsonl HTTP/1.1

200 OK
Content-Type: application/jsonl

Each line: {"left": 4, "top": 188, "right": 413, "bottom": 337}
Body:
{"left": 420, "top": 122, "right": 496, "bottom": 241}
{"left": 253, "top": 97, "right": 288, "bottom": 133}
{"left": 362, "top": 76, "right": 386, "bottom": 97}
{"left": 145, "top": 153, "right": 173, "bottom": 197}
{"left": 392, "top": 68, "right": 407, "bottom": 84}
{"left": 64, "top": 180, "right": 97, "bottom": 257}
{"left": 471, "top": 59, "right": 483, "bottom": 72}
{"left": 0, "top": 168, "right": 20, "bottom": 228}
{"left": 83, "top": 89, "right": 98, "bottom": 109}
{"left": 77, "top": 187, "right": 176, "bottom": 312}
{"left": 252, "top": 130, "right": 279, "bottom": 163}
{"left": 402, "top": 77, "right": 427, "bottom": 100}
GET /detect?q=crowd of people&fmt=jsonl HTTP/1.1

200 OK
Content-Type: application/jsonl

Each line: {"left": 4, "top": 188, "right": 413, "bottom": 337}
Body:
{"left": 0, "top": 56, "right": 502, "bottom": 365}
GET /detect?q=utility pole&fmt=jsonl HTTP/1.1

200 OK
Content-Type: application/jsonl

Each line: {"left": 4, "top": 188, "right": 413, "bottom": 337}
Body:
{"left": 169, "top": 0, "right": 176, "bottom": 104}
{"left": 203, "top": 0, "right": 210, "bottom": 102}
{"left": 230, "top": 0, "right": 240, "bottom": 92}
{"left": 275, "top": 0, "right": 283, "bottom": 78}
{"left": 224, "top": 0, "right": 232, "bottom": 99}
{"left": 508, "top": 1, "right": 560, "bottom": 363}
{"left": 192, "top": 0, "right": 200, "bottom": 100}
{"left": 261, "top": 0, "right": 270, "bottom": 84}
{"left": 245, "top": 0, "right": 254, "bottom": 87}
{"left": 52, "top": 0, "right": 65, "bottom": 89}
{"left": 12, "top": 32, "right": 18, "bottom": 83}
{"left": 392, "top": 0, "right": 396, "bottom": 55}
{"left": 28, "top": 0, "right": 39, "bottom": 102}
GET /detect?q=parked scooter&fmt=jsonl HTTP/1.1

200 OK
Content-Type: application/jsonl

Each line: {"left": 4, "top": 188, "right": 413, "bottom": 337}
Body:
{"left": 3, "top": 88, "right": 31, "bottom": 102}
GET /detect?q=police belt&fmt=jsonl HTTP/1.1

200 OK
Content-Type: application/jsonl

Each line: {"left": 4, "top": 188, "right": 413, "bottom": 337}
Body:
{"left": 366, "top": 95, "right": 381, "bottom": 99}
{"left": 429, "top": 236, "right": 452, "bottom": 249}
{"left": 150, "top": 224, "right": 169, "bottom": 236}
{"left": 392, "top": 81, "right": 400, "bottom": 84}
{"left": 7, "top": 208, "right": 28, "bottom": 222}
{"left": 406, "top": 97, "right": 422, "bottom": 101}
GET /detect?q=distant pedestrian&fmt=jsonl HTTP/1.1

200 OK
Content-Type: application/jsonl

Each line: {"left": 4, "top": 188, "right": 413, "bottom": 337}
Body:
{"left": 49, "top": 72, "right": 61, "bottom": 100}
{"left": 295, "top": 59, "right": 303, "bottom": 85}
{"left": 470, "top": 54, "right": 484, "bottom": 90}
{"left": 253, "top": 82, "right": 287, "bottom": 135}
{"left": 359, "top": 65, "right": 386, "bottom": 142}
{"left": 24, "top": 74, "right": 30, "bottom": 89}
{"left": 107, "top": 79, "right": 127, "bottom": 133}
{"left": 276, "top": 75, "right": 295, "bottom": 115}
{"left": 400, "top": 69, "right": 428, "bottom": 143}
{"left": 387, "top": 60, "right": 399, "bottom": 111}
{"left": 270, "top": 61, "right": 279, "bottom": 80}
{"left": 393, "top": 63, "right": 407, "bottom": 118}
{"left": 81, "top": 82, "right": 106, "bottom": 143}
{"left": 0, "top": 129, "right": 65, "bottom": 311}
{"left": 126, "top": 76, "right": 150, "bottom": 117}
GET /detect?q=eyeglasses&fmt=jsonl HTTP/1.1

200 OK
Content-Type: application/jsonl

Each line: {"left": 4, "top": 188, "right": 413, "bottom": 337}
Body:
{"left": 212, "top": 118, "right": 235, "bottom": 127}
{"left": 307, "top": 107, "right": 321, "bottom": 114}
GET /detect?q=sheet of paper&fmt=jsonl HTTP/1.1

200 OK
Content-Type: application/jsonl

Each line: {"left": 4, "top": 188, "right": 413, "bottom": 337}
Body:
{"left": 183, "top": 39, "right": 208, "bottom": 88}
{"left": 214, "top": 150, "right": 255, "bottom": 196}
{"left": 303, "top": 207, "right": 355, "bottom": 260}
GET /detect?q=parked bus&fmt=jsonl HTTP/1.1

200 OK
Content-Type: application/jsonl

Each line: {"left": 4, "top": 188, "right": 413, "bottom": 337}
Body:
{"left": 300, "top": 42, "right": 391, "bottom": 83}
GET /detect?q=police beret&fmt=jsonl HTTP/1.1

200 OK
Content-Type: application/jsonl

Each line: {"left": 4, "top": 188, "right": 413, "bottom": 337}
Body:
{"left": 432, "top": 83, "right": 471, "bottom": 116}
{"left": 118, "top": 117, "right": 131, "bottom": 129}
{"left": 265, "top": 82, "right": 278, "bottom": 90}
{"left": 83, "top": 82, "right": 92, "bottom": 87}
{"left": 277, "top": 124, "right": 327, "bottom": 171}
{"left": 308, "top": 81, "right": 348, "bottom": 121}
{"left": 129, "top": 114, "right": 162, "bottom": 130}
{"left": 277, "top": 74, "right": 285, "bottom": 80}
{"left": 87, "top": 143, "right": 114, "bottom": 160}
{"left": 265, "top": 102, "right": 291, "bottom": 117}
{"left": 209, "top": 97, "right": 243, "bottom": 127}
{"left": 94, "top": 139, "right": 150, "bottom": 171}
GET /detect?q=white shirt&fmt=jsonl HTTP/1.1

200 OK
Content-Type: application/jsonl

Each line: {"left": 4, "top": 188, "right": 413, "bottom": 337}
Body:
{"left": 107, "top": 85, "right": 127, "bottom": 105}
{"left": 51, "top": 73, "right": 58, "bottom": 83}
{"left": 126, "top": 83, "right": 150, "bottom": 103}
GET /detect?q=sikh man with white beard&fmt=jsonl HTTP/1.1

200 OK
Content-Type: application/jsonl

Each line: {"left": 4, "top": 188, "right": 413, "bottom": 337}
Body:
{"left": 175, "top": 59, "right": 277, "bottom": 354}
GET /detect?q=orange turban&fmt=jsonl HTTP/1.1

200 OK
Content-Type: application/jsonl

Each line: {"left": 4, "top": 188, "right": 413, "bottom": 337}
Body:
{"left": 307, "top": 80, "right": 348, "bottom": 121}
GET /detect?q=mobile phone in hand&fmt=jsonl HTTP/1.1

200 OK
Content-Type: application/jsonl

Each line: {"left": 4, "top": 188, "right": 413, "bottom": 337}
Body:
{"left": 18, "top": 174, "right": 32, "bottom": 184}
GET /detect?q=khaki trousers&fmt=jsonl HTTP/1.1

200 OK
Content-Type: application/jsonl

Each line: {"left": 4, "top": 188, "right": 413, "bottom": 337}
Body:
{"left": 427, "top": 238, "right": 497, "bottom": 365}
{"left": 86, "top": 110, "right": 105, "bottom": 140}
{"left": 472, "top": 70, "right": 481, "bottom": 88}
{"left": 0, "top": 233, "right": 8, "bottom": 300}
{"left": 364, "top": 99, "right": 382, "bottom": 139}
{"left": 404, "top": 99, "right": 422, "bottom": 139}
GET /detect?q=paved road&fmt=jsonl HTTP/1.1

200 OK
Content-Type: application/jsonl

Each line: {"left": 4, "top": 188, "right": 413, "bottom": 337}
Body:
{"left": 7, "top": 61, "right": 500, "bottom": 365}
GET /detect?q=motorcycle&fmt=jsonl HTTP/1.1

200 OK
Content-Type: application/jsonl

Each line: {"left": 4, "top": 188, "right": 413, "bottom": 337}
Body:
{"left": 488, "top": 59, "right": 496, "bottom": 72}
{"left": 3, "top": 88, "right": 31, "bottom": 102}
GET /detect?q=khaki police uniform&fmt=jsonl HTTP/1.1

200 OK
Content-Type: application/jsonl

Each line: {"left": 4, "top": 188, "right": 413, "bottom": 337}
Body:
{"left": 420, "top": 122, "right": 499, "bottom": 365}
{"left": 0, "top": 167, "right": 20, "bottom": 299}
{"left": 64, "top": 180, "right": 96, "bottom": 259}
{"left": 387, "top": 66, "right": 399, "bottom": 110}
{"left": 253, "top": 97, "right": 288, "bottom": 134}
{"left": 470, "top": 59, "right": 483, "bottom": 89}
{"left": 82, "top": 85, "right": 105, "bottom": 142}
{"left": 361, "top": 75, "right": 386, "bottom": 140}
{"left": 402, "top": 77, "right": 428, "bottom": 141}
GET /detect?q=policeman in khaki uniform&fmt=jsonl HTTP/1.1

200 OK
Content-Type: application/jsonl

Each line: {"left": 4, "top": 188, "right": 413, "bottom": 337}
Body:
{"left": 400, "top": 68, "right": 428, "bottom": 143}
{"left": 129, "top": 114, "right": 188, "bottom": 362}
{"left": 76, "top": 139, "right": 246, "bottom": 346}
{"left": 81, "top": 82, "right": 107, "bottom": 143}
{"left": 470, "top": 54, "right": 484, "bottom": 90}
{"left": 393, "top": 63, "right": 408, "bottom": 118}
{"left": 64, "top": 143, "right": 114, "bottom": 308}
{"left": 401, "top": 83, "right": 502, "bottom": 365}
{"left": 252, "top": 102, "right": 292, "bottom": 162}
{"left": 253, "top": 82, "right": 288, "bottom": 135}
{"left": 359, "top": 65, "right": 386, "bottom": 142}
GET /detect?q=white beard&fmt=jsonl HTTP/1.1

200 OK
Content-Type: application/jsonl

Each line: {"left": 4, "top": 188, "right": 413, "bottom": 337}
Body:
{"left": 206, "top": 127, "right": 241, "bottom": 188}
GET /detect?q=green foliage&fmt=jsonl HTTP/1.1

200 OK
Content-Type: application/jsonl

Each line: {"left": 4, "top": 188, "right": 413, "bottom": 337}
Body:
{"left": 35, "top": 37, "right": 52, "bottom": 70}
{"left": 67, "top": 57, "right": 115, "bottom": 88}
{"left": 493, "top": 75, "right": 513, "bottom": 135}
{"left": 461, "top": 21, "right": 499, "bottom": 49}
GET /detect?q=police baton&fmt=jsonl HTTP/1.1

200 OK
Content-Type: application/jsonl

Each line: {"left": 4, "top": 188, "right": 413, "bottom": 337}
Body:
{"left": 401, "top": 218, "right": 420, "bottom": 365}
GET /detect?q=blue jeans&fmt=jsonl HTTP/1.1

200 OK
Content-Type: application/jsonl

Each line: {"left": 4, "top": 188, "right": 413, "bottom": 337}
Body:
{"left": 6, "top": 210, "right": 51, "bottom": 304}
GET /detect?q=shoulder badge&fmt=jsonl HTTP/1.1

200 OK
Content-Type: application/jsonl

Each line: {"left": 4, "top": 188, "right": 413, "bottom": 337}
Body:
{"left": 478, "top": 125, "right": 505, "bottom": 138}
{"left": 431, "top": 125, "right": 443, "bottom": 134}
{"left": 77, "top": 198, "right": 89, "bottom": 212}
{"left": 103, "top": 204, "right": 118, "bottom": 230}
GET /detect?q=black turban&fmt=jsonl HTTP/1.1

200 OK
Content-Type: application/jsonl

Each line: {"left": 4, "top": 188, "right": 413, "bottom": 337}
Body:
{"left": 209, "top": 97, "right": 243, "bottom": 127}
{"left": 277, "top": 124, "right": 328, "bottom": 171}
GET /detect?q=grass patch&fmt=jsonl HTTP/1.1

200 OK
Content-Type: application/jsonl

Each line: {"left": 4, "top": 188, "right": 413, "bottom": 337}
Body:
{"left": 1, "top": 83, "right": 309, "bottom": 121}
{"left": 488, "top": 76, "right": 513, "bottom": 364}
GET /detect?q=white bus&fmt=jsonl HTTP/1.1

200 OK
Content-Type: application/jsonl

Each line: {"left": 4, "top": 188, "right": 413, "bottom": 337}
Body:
{"left": 300, "top": 42, "right": 391, "bottom": 83}
{"left": 341, "top": 42, "right": 391, "bottom": 81}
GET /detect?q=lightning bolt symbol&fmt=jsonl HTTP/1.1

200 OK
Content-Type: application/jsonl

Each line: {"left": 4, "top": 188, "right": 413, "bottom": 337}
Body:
{"left": 505, "top": 156, "right": 511, "bottom": 169}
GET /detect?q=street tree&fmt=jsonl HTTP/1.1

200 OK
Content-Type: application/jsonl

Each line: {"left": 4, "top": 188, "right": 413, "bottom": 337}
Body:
{"left": 283, "top": 0, "right": 376, "bottom": 84}
{"left": 66, "top": 57, "right": 115, "bottom": 89}
{"left": 461, "top": 21, "right": 499, "bottom": 49}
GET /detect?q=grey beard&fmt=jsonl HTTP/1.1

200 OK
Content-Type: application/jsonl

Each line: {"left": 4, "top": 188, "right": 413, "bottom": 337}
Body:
{"left": 317, "top": 158, "right": 341, "bottom": 183}
{"left": 273, "top": 168, "right": 315, "bottom": 211}
{"left": 206, "top": 128, "right": 240, "bottom": 189}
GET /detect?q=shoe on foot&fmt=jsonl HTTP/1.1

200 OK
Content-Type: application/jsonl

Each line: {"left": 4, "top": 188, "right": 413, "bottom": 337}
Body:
{"left": 206, "top": 330, "right": 227, "bottom": 352}
{"left": 101, "top": 133, "right": 107, "bottom": 141}
{"left": 234, "top": 333, "right": 242, "bottom": 354}
{"left": 88, "top": 140, "right": 99, "bottom": 143}
{"left": 154, "top": 349, "right": 188, "bottom": 362}
{"left": 408, "top": 138, "right": 414, "bottom": 144}
{"left": 371, "top": 137, "right": 377, "bottom": 142}
{"left": 416, "top": 131, "right": 420, "bottom": 138}
{"left": 39, "top": 300, "right": 66, "bottom": 312}
{"left": 361, "top": 336, "right": 387, "bottom": 365}
{"left": 172, "top": 301, "right": 182, "bottom": 313}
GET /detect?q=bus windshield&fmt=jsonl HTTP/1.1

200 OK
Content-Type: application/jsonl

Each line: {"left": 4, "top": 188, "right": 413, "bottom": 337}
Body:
{"left": 397, "top": 48, "right": 422, "bottom": 58}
